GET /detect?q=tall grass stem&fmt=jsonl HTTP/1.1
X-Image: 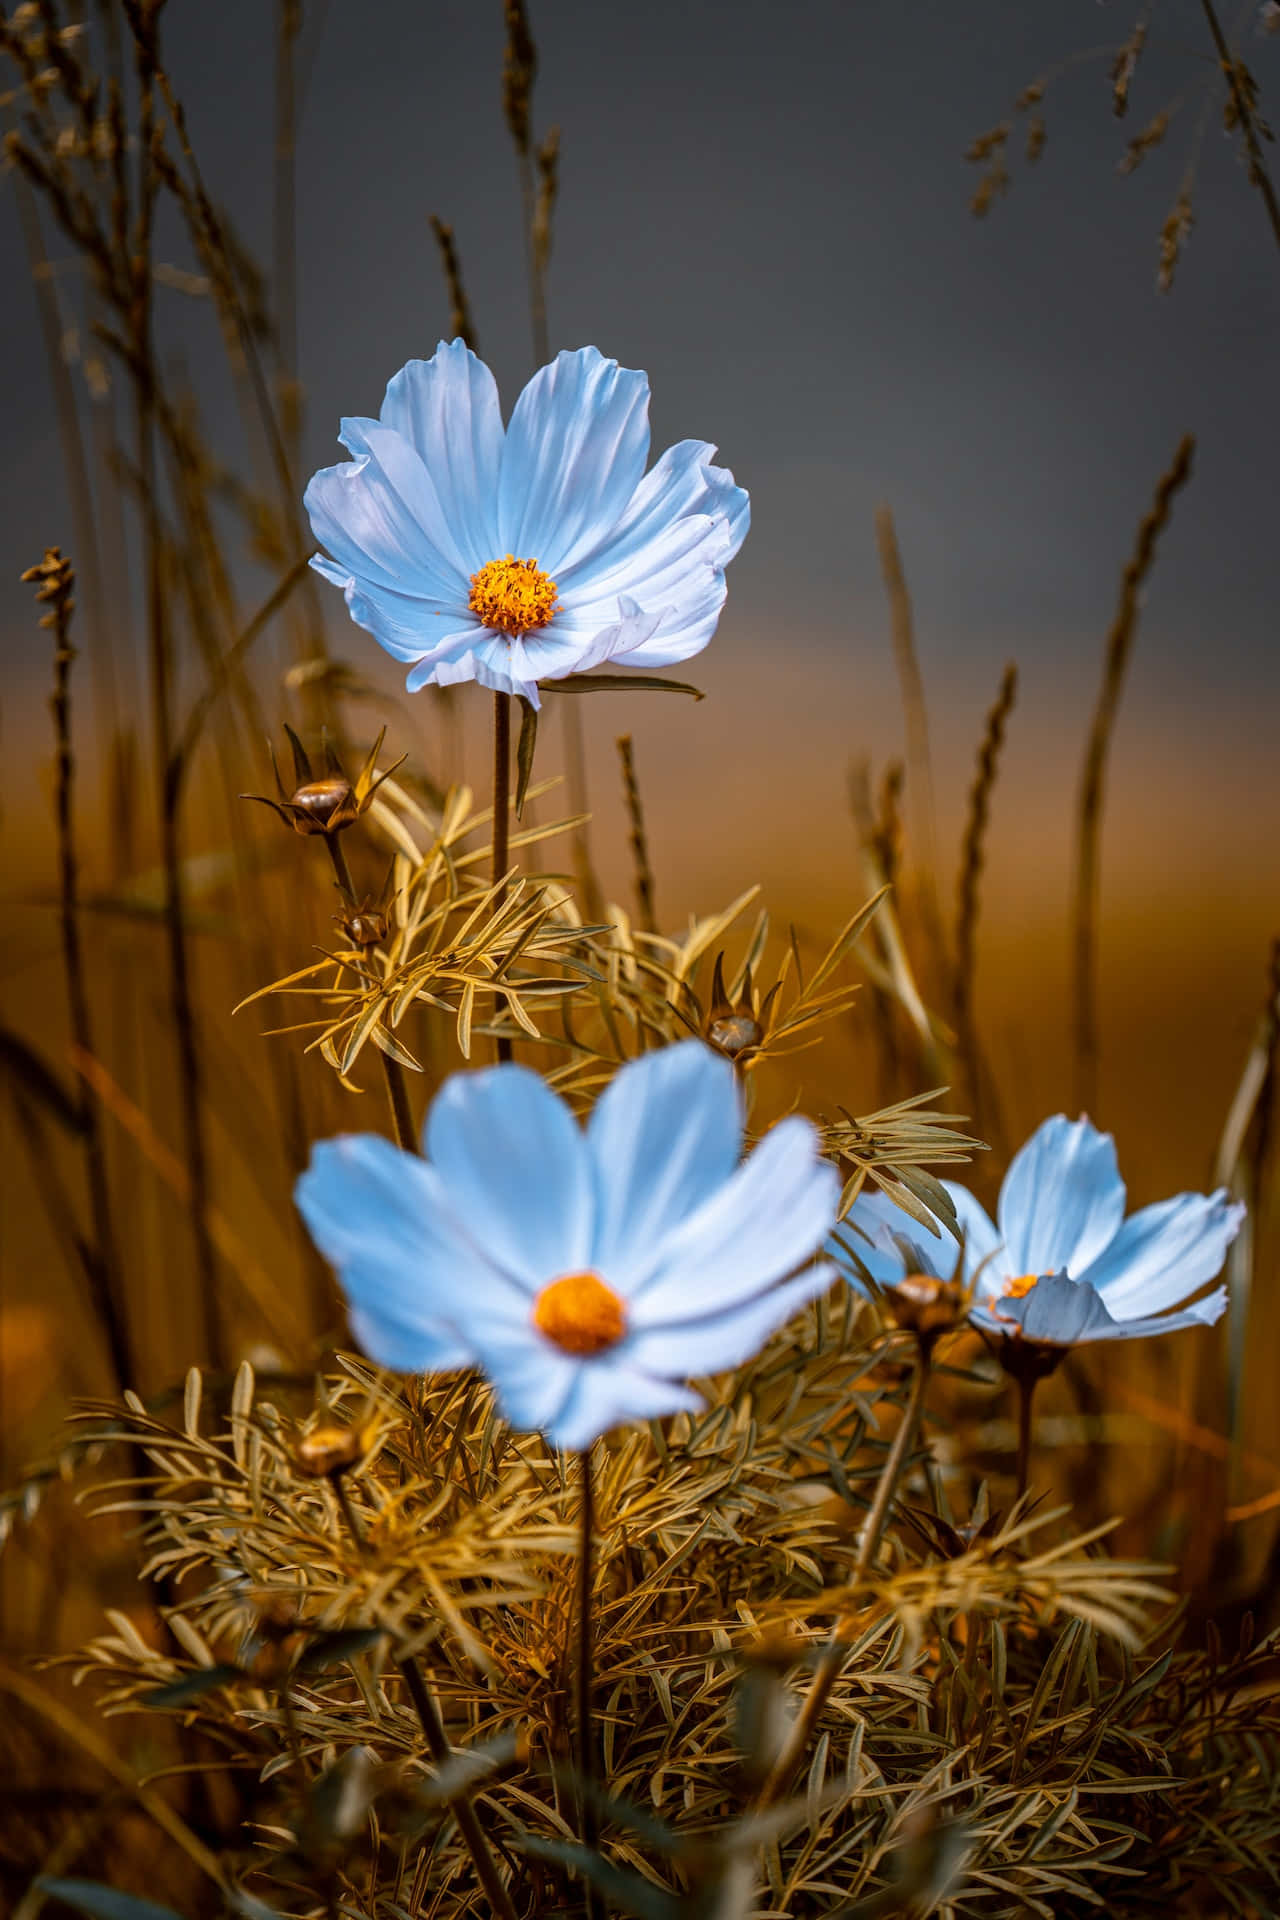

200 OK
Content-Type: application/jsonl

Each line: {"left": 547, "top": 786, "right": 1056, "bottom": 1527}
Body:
{"left": 1072, "top": 436, "right": 1194, "bottom": 1115}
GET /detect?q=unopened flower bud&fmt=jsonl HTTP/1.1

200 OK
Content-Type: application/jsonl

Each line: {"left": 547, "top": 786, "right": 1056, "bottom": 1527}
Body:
{"left": 706, "top": 1010, "right": 764, "bottom": 1059}
{"left": 335, "top": 901, "right": 389, "bottom": 948}
{"left": 286, "top": 776, "right": 357, "bottom": 835}
{"left": 294, "top": 1422, "right": 370, "bottom": 1479}
{"left": 885, "top": 1272, "right": 966, "bottom": 1345}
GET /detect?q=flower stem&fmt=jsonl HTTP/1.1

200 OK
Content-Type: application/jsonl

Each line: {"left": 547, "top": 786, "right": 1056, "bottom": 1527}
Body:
{"left": 324, "top": 833, "right": 418, "bottom": 1151}
{"left": 324, "top": 831, "right": 354, "bottom": 899}
{"left": 397, "top": 1654, "right": 520, "bottom": 1920}
{"left": 576, "top": 1447, "right": 604, "bottom": 1920}
{"left": 1016, "top": 1373, "right": 1037, "bottom": 1498}
{"left": 379, "top": 1053, "right": 417, "bottom": 1154}
{"left": 492, "top": 691, "right": 513, "bottom": 1064}
{"left": 330, "top": 1463, "right": 517, "bottom": 1920}
{"left": 757, "top": 1347, "right": 931, "bottom": 1807}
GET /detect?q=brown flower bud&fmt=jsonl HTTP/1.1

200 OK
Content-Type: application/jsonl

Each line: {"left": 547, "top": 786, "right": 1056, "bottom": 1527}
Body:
{"left": 286, "top": 775, "right": 357, "bottom": 835}
{"left": 884, "top": 1272, "right": 966, "bottom": 1344}
{"left": 706, "top": 1009, "right": 765, "bottom": 1059}
{"left": 241, "top": 725, "right": 405, "bottom": 842}
{"left": 335, "top": 900, "right": 390, "bottom": 948}
{"left": 294, "top": 1422, "right": 369, "bottom": 1479}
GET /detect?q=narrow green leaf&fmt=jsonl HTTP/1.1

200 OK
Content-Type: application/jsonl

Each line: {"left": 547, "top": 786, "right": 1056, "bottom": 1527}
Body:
{"left": 540, "top": 672, "right": 704, "bottom": 699}
{"left": 38, "top": 1880, "right": 185, "bottom": 1920}
{"left": 514, "top": 695, "right": 539, "bottom": 819}
{"left": 140, "top": 1662, "right": 243, "bottom": 1708}
{"left": 296, "top": 1627, "right": 387, "bottom": 1674}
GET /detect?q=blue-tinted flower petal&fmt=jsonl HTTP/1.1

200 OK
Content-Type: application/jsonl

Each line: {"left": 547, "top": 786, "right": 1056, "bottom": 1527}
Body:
{"left": 498, "top": 349, "right": 650, "bottom": 573}
{"left": 462, "top": 1320, "right": 581, "bottom": 1434}
{"left": 305, "top": 422, "right": 471, "bottom": 599}
{"left": 561, "top": 440, "right": 748, "bottom": 585}
{"left": 1097, "top": 1285, "right": 1227, "bottom": 1339}
{"left": 834, "top": 1190, "right": 945, "bottom": 1294}
{"left": 970, "top": 1272, "right": 1117, "bottom": 1344}
{"left": 346, "top": 1301, "right": 471, "bottom": 1374}
{"left": 295, "top": 1135, "right": 516, "bottom": 1371}
{"left": 1076, "top": 1190, "right": 1244, "bottom": 1316}
{"left": 543, "top": 1360, "right": 703, "bottom": 1453}
{"left": 402, "top": 625, "right": 494, "bottom": 689}
{"left": 609, "top": 574, "right": 728, "bottom": 669}
{"left": 459, "top": 603, "right": 668, "bottom": 703}
{"left": 310, "top": 559, "right": 474, "bottom": 667}
{"left": 627, "top": 1264, "right": 835, "bottom": 1376}
{"left": 586, "top": 1043, "right": 742, "bottom": 1290}
{"left": 998, "top": 1115, "right": 1126, "bottom": 1279}
{"left": 940, "top": 1182, "right": 1002, "bottom": 1287}
{"left": 425, "top": 1064, "right": 593, "bottom": 1285}
{"left": 380, "top": 341, "right": 504, "bottom": 567}
{"left": 633, "top": 1117, "right": 838, "bottom": 1318}
{"left": 973, "top": 1271, "right": 1227, "bottom": 1346}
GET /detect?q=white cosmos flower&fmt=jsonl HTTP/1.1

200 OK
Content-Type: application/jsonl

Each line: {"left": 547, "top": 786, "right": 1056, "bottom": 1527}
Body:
{"left": 305, "top": 340, "right": 749, "bottom": 709}
{"left": 295, "top": 1042, "right": 837, "bottom": 1452}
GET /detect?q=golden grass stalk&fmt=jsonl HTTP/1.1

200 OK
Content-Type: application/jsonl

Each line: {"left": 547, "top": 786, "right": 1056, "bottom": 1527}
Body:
{"left": 1071, "top": 435, "right": 1194, "bottom": 1116}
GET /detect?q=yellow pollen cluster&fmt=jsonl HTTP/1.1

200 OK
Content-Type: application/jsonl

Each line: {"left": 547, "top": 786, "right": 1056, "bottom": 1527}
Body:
{"left": 468, "top": 554, "right": 559, "bottom": 636}
{"left": 1002, "top": 1273, "right": 1040, "bottom": 1300}
{"left": 532, "top": 1270, "right": 627, "bottom": 1356}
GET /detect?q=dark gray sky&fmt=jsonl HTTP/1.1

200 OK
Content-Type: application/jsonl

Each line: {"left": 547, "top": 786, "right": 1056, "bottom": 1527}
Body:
{"left": 302, "top": 0, "right": 1277, "bottom": 692}
{"left": 2, "top": 0, "right": 1278, "bottom": 1173}
{"left": 3, "top": 0, "right": 1277, "bottom": 703}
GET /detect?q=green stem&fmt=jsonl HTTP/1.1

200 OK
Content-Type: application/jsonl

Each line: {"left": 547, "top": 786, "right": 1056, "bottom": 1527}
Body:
{"left": 576, "top": 1448, "right": 604, "bottom": 1920}
{"left": 757, "top": 1346, "right": 931, "bottom": 1807}
{"left": 492, "top": 691, "right": 513, "bottom": 1064}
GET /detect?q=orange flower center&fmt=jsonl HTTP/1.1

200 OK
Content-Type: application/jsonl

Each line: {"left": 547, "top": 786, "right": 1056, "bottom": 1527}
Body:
{"left": 468, "top": 554, "right": 559, "bottom": 636}
{"left": 532, "top": 1270, "right": 627, "bottom": 1356}
{"left": 1002, "top": 1273, "right": 1039, "bottom": 1299}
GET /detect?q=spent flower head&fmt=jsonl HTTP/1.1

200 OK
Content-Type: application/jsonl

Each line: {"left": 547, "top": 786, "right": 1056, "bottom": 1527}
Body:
{"left": 304, "top": 339, "right": 749, "bottom": 709}
{"left": 296, "top": 1041, "right": 838, "bottom": 1451}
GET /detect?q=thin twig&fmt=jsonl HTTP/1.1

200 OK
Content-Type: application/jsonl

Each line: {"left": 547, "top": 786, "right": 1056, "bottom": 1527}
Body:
{"left": 24, "top": 551, "right": 134, "bottom": 1392}
{"left": 1072, "top": 435, "right": 1194, "bottom": 1115}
